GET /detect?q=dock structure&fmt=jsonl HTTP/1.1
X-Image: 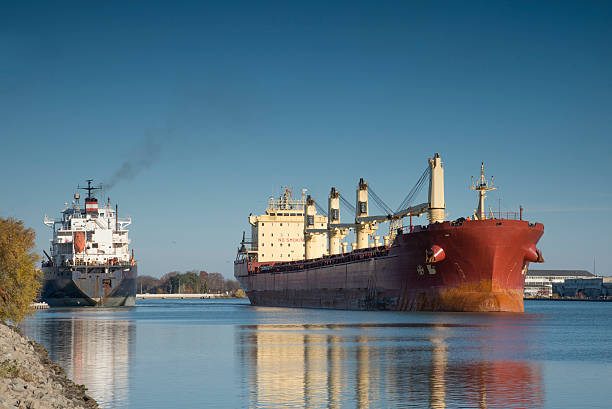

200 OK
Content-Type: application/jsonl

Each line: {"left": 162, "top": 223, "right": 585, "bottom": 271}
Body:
{"left": 31, "top": 302, "right": 50, "bottom": 309}
{"left": 136, "top": 293, "right": 231, "bottom": 300}
{"left": 524, "top": 270, "right": 612, "bottom": 299}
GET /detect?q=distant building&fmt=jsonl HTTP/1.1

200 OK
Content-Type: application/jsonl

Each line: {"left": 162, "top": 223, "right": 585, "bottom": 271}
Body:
{"left": 554, "top": 278, "right": 600, "bottom": 298}
{"left": 525, "top": 270, "right": 594, "bottom": 298}
{"left": 553, "top": 276, "right": 612, "bottom": 298}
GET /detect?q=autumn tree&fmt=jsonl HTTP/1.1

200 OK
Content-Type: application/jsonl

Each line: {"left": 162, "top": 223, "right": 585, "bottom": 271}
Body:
{"left": 0, "top": 217, "right": 41, "bottom": 323}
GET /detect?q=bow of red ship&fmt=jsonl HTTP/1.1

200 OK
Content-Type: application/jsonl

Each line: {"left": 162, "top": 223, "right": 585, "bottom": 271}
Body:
{"left": 393, "top": 219, "right": 545, "bottom": 312}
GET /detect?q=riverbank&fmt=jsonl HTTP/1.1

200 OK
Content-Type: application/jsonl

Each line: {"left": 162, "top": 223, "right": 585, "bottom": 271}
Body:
{"left": 0, "top": 322, "right": 98, "bottom": 409}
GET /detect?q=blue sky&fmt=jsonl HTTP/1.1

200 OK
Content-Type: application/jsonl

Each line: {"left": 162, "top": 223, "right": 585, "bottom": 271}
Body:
{"left": 1, "top": 1, "right": 611, "bottom": 278}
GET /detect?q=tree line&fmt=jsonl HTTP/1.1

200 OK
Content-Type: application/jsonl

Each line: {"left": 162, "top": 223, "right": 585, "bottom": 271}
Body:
{"left": 137, "top": 270, "right": 243, "bottom": 295}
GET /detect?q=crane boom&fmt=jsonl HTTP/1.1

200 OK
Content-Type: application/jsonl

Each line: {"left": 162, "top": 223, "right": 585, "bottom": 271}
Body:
{"left": 356, "top": 202, "right": 429, "bottom": 224}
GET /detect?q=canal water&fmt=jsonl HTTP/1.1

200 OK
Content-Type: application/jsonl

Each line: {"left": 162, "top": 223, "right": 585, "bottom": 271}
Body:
{"left": 20, "top": 299, "right": 612, "bottom": 408}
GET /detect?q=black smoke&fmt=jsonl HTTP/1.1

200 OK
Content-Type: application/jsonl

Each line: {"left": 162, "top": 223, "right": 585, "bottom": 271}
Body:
{"left": 103, "top": 134, "right": 163, "bottom": 191}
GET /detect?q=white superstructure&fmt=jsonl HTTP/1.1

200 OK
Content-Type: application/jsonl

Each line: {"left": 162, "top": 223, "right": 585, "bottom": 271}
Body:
{"left": 43, "top": 181, "right": 134, "bottom": 268}
{"left": 247, "top": 188, "right": 327, "bottom": 263}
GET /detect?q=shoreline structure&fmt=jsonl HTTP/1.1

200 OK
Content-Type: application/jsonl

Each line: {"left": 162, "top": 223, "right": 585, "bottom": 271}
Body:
{"left": 0, "top": 322, "right": 98, "bottom": 409}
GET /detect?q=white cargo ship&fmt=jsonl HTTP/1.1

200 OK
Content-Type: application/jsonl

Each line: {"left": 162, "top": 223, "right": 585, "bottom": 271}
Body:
{"left": 41, "top": 180, "right": 137, "bottom": 307}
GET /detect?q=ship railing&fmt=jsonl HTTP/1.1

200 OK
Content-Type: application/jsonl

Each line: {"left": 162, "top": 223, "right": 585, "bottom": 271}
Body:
{"left": 68, "top": 259, "right": 136, "bottom": 268}
{"left": 398, "top": 225, "right": 425, "bottom": 234}
{"left": 488, "top": 210, "right": 520, "bottom": 220}
{"left": 254, "top": 246, "right": 389, "bottom": 275}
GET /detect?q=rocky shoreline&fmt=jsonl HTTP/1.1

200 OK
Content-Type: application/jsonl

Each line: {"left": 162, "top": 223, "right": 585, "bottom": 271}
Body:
{"left": 0, "top": 322, "right": 98, "bottom": 409}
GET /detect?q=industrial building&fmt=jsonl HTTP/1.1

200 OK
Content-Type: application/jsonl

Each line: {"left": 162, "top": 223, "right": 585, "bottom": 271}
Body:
{"left": 525, "top": 270, "right": 612, "bottom": 299}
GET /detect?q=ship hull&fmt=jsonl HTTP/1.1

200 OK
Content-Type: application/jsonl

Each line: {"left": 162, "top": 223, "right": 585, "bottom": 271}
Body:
{"left": 235, "top": 219, "right": 544, "bottom": 312}
{"left": 41, "top": 265, "right": 137, "bottom": 307}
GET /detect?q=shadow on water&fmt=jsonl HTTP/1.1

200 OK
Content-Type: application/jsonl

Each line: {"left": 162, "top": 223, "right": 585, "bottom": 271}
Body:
{"left": 236, "top": 322, "right": 544, "bottom": 409}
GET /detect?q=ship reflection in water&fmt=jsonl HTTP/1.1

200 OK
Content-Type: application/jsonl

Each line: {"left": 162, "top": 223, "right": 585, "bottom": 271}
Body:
{"left": 237, "top": 322, "right": 543, "bottom": 409}
{"left": 21, "top": 310, "right": 133, "bottom": 408}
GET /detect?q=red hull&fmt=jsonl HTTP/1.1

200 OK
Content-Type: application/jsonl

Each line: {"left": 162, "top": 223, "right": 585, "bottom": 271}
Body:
{"left": 235, "top": 219, "right": 544, "bottom": 312}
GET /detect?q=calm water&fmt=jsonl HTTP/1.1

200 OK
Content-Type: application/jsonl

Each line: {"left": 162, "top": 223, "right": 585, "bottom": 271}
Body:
{"left": 20, "top": 299, "right": 612, "bottom": 409}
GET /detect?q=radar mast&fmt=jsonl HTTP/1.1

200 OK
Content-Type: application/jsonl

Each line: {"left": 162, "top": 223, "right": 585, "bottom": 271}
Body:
{"left": 78, "top": 179, "right": 102, "bottom": 199}
{"left": 471, "top": 162, "right": 496, "bottom": 220}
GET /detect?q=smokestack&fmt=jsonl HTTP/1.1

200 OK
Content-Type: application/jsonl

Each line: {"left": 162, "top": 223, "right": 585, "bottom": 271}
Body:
{"left": 116, "top": 204, "right": 118, "bottom": 232}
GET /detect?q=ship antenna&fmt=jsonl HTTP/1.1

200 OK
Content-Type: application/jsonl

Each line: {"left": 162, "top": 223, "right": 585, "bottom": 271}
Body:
{"left": 78, "top": 179, "right": 102, "bottom": 199}
{"left": 471, "top": 162, "right": 497, "bottom": 220}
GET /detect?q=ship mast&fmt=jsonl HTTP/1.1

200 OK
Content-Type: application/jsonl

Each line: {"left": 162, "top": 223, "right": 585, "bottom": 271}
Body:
{"left": 471, "top": 162, "right": 496, "bottom": 220}
{"left": 78, "top": 179, "right": 102, "bottom": 199}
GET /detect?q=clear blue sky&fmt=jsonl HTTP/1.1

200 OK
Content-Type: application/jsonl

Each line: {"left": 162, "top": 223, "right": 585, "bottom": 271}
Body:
{"left": 1, "top": 1, "right": 611, "bottom": 278}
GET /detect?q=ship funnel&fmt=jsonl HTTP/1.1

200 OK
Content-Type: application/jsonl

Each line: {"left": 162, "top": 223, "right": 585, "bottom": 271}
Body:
{"left": 79, "top": 179, "right": 101, "bottom": 215}
{"left": 85, "top": 197, "right": 99, "bottom": 214}
{"left": 428, "top": 153, "right": 445, "bottom": 224}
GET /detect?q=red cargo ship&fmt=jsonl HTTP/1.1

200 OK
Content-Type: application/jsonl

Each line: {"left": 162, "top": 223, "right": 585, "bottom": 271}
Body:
{"left": 234, "top": 154, "right": 544, "bottom": 312}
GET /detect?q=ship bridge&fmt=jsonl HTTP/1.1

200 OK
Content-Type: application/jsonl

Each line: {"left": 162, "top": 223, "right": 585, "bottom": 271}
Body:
{"left": 43, "top": 182, "right": 135, "bottom": 268}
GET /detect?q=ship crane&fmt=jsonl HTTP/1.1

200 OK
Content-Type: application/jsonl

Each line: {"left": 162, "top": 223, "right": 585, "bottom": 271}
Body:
{"left": 355, "top": 152, "right": 445, "bottom": 232}
{"left": 304, "top": 153, "right": 446, "bottom": 256}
